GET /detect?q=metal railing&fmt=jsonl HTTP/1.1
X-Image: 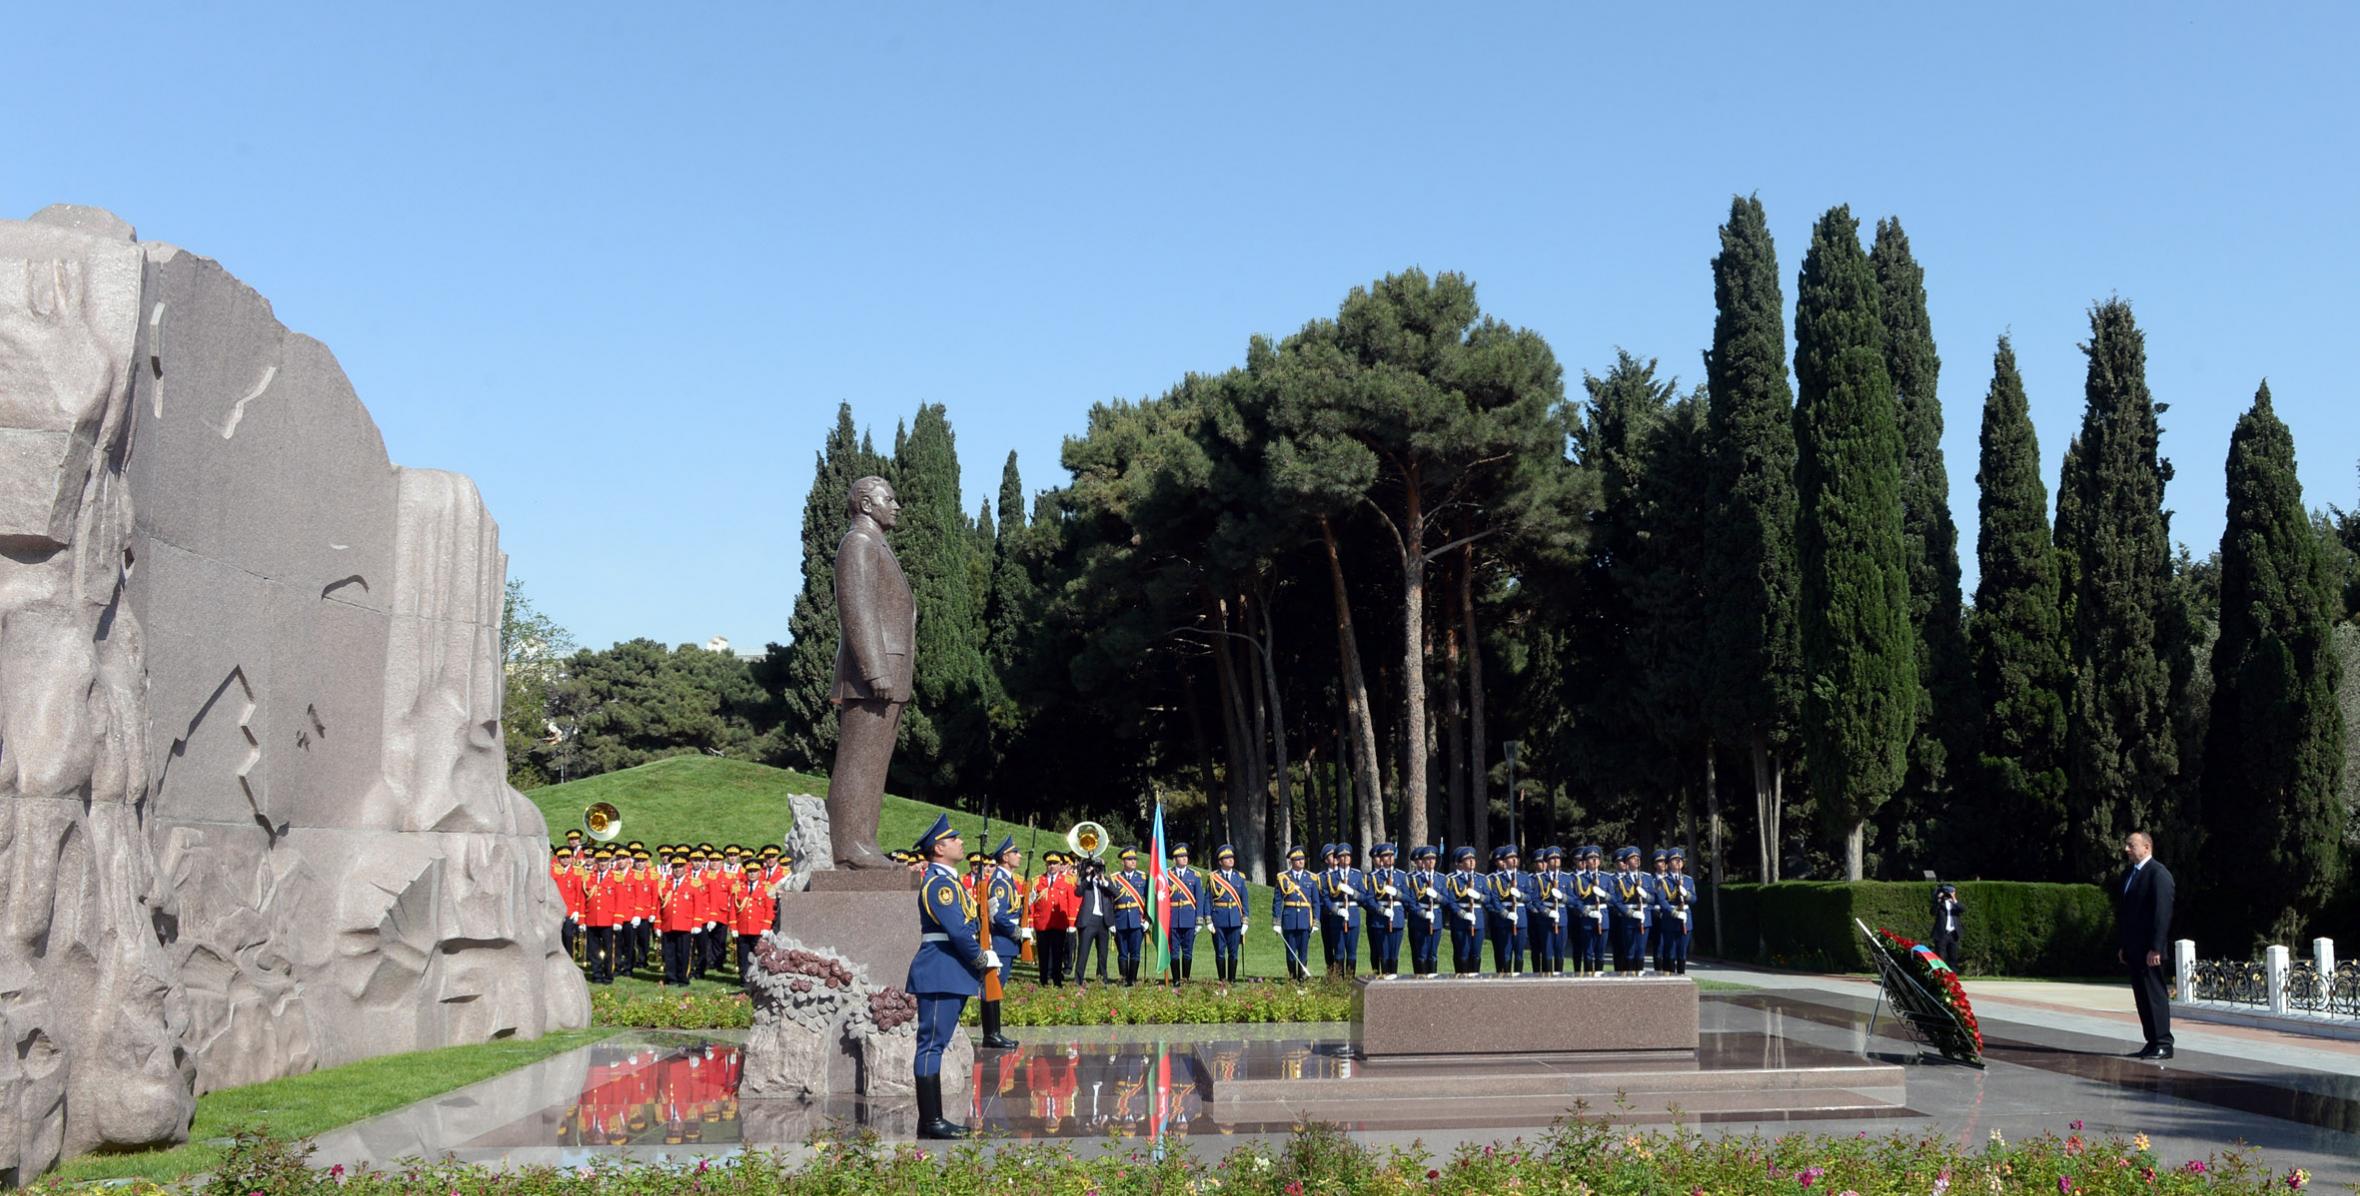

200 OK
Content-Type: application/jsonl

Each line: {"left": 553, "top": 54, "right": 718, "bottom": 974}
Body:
{"left": 2175, "top": 938, "right": 2356, "bottom": 1021}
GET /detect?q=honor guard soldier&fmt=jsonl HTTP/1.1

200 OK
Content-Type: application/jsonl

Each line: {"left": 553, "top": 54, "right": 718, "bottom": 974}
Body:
{"left": 1361, "top": 843, "right": 1408, "bottom": 977}
{"left": 660, "top": 853, "right": 698, "bottom": 986}
{"left": 734, "top": 851, "right": 775, "bottom": 977}
{"left": 758, "top": 846, "right": 790, "bottom": 934}
{"left": 908, "top": 814, "right": 990, "bottom": 1139}
{"left": 1445, "top": 847, "right": 1488, "bottom": 974}
{"left": 1609, "top": 846, "right": 1655, "bottom": 973}
{"left": 1165, "top": 844, "right": 1206, "bottom": 983}
{"left": 1648, "top": 849, "right": 1673, "bottom": 968}
{"left": 1272, "top": 846, "right": 1317, "bottom": 981}
{"left": 1030, "top": 852, "right": 1075, "bottom": 987}
{"left": 1573, "top": 846, "right": 1610, "bottom": 975}
{"left": 633, "top": 849, "right": 660, "bottom": 975}
{"left": 1322, "top": 843, "right": 1366, "bottom": 978}
{"left": 583, "top": 850, "right": 619, "bottom": 983}
{"left": 1484, "top": 845, "right": 1532, "bottom": 974}
{"left": 1654, "top": 847, "right": 1695, "bottom": 974}
{"left": 1313, "top": 844, "right": 1339, "bottom": 972}
{"left": 1404, "top": 845, "right": 1460, "bottom": 976}
{"left": 553, "top": 846, "right": 583, "bottom": 960}
{"left": 979, "top": 835, "right": 1022, "bottom": 1049}
{"left": 1528, "top": 847, "right": 1567, "bottom": 975}
{"left": 1110, "top": 848, "right": 1149, "bottom": 986}
{"left": 1206, "top": 845, "right": 1248, "bottom": 984}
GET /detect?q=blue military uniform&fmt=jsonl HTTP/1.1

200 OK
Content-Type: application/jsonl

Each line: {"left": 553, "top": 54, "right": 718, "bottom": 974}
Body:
{"left": 986, "top": 836, "right": 1022, "bottom": 986}
{"left": 1110, "top": 849, "right": 1148, "bottom": 986}
{"left": 1322, "top": 845, "right": 1366, "bottom": 977}
{"left": 1360, "top": 843, "right": 1408, "bottom": 977}
{"left": 1444, "top": 847, "right": 1488, "bottom": 974}
{"left": 1646, "top": 849, "right": 1671, "bottom": 969}
{"left": 1653, "top": 848, "right": 1695, "bottom": 974}
{"left": 1207, "top": 845, "right": 1248, "bottom": 984}
{"left": 1484, "top": 846, "right": 1533, "bottom": 974}
{"left": 1313, "top": 844, "right": 1339, "bottom": 971}
{"left": 1271, "top": 847, "right": 1317, "bottom": 981}
{"left": 1572, "top": 846, "right": 1610, "bottom": 975}
{"left": 1403, "top": 845, "right": 1461, "bottom": 976}
{"left": 1166, "top": 844, "right": 1207, "bottom": 983}
{"left": 907, "top": 814, "right": 983, "bottom": 1139}
{"left": 1526, "top": 847, "right": 1568, "bottom": 975}
{"left": 1608, "top": 846, "right": 1656, "bottom": 974}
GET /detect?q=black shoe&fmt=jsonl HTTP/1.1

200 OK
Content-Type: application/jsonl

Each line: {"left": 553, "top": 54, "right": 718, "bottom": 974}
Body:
{"left": 915, "top": 1074, "right": 969, "bottom": 1140}
{"left": 2131, "top": 1043, "right": 2167, "bottom": 1059}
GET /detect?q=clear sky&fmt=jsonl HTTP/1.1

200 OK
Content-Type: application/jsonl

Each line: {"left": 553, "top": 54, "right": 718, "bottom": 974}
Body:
{"left": 9, "top": 4, "right": 2353, "bottom": 652}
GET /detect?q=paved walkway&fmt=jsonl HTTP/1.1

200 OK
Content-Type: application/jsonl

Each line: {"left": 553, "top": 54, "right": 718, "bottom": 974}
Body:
{"left": 1693, "top": 961, "right": 2360, "bottom": 1079}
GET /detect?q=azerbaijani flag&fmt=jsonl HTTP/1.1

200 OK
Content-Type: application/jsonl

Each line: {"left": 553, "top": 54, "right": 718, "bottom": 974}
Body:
{"left": 1149, "top": 801, "right": 1171, "bottom": 978}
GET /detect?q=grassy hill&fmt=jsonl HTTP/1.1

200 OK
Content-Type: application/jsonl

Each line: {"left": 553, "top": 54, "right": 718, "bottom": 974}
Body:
{"left": 525, "top": 756, "right": 1307, "bottom": 978}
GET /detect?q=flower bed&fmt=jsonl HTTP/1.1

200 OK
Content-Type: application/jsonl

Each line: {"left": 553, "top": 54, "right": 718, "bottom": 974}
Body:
{"left": 124, "top": 1117, "right": 2302, "bottom": 1195}
{"left": 588, "top": 986, "right": 752, "bottom": 1029}
{"left": 978, "top": 977, "right": 1355, "bottom": 1026}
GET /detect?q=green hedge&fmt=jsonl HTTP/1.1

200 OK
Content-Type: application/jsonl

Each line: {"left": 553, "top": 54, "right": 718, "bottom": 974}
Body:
{"left": 1700, "top": 880, "right": 2114, "bottom": 976}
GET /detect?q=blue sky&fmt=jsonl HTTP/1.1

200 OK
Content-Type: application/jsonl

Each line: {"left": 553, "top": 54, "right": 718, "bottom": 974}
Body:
{"left": 9, "top": 5, "right": 2353, "bottom": 651}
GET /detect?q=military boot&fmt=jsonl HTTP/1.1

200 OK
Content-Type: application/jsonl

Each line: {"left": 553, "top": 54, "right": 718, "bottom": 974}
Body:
{"left": 916, "top": 1075, "right": 968, "bottom": 1139}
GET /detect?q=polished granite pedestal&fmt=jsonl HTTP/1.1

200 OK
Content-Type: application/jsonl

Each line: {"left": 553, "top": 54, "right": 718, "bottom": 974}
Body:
{"left": 1354, "top": 974, "right": 1701, "bottom": 1061}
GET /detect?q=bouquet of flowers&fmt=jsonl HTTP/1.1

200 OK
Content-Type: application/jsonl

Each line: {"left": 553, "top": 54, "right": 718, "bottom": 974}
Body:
{"left": 1869, "top": 925, "right": 1984, "bottom": 1065}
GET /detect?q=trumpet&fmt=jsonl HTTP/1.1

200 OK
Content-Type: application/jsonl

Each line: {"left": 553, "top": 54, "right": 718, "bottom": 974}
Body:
{"left": 584, "top": 802, "right": 623, "bottom": 843}
{"left": 1066, "top": 821, "right": 1108, "bottom": 861}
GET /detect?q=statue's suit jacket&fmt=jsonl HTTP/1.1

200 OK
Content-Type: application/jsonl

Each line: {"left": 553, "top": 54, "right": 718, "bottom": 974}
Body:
{"left": 831, "top": 521, "right": 916, "bottom": 704}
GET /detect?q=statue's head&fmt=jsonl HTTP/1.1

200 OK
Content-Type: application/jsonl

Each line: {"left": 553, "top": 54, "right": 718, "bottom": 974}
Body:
{"left": 846, "top": 475, "right": 900, "bottom": 531}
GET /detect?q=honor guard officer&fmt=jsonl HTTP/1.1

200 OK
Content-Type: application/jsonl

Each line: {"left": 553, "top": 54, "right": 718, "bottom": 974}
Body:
{"left": 978, "top": 835, "right": 1022, "bottom": 1050}
{"left": 1647, "top": 850, "right": 1673, "bottom": 967}
{"left": 1362, "top": 844, "right": 1409, "bottom": 977}
{"left": 1322, "top": 843, "right": 1366, "bottom": 978}
{"left": 1206, "top": 846, "right": 1248, "bottom": 985}
{"left": 1313, "top": 844, "right": 1340, "bottom": 972}
{"left": 660, "top": 852, "right": 699, "bottom": 986}
{"left": 1609, "top": 846, "right": 1655, "bottom": 974}
{"left": 583, "top": 849, "right": 619, "bottom": 983}
{"left": 1445, "top": 847, "right": 1488, "bottom": 974}
{"left": 1571, "top": 846, "right": 1610, "bottom": 975}
{"left": 1404, "top": 846, "right": 1460, "bottom": 976}
{"left": 1166, "top": 844, "right": 1207, "bottom": 983}
{"left": 553, "top": 846, "right": 583, "bottom": 960}
{"left": 907, "top": 814, "right": 991, "bottom": 1140}
{"left": 1110, "top": 848, "right": 1150, "bottom": 986}
{"left": 1272, "top": 847, "right": 1317, "bottom": 981}
{"left": 1526, "top": 847, "right": 1566, "bottom": 975}
{"left": 1029, "top": 852, "right": 1075, "bottom": 987}
{"left": 1654, "top": 848, "right": 1695, "bottom": 974}
{"left": 1484, "top": 845, "right": 1532, "bottom": 974}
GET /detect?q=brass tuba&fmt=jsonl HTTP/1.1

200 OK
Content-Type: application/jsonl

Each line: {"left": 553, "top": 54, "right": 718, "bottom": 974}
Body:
{"left": 1066, "top": 821, "right": 1108, "bottom": 861}
{"left": 584, "top": 802, "right": 623, "bottom": 843}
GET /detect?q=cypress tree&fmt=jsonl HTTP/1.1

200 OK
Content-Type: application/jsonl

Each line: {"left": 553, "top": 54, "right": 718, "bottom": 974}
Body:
{"left": 2055, "top": 300, "right": 2179, "bottom": 875}
{"left": 892, "top": 402, "right": 993, "bottom": 796}
{"left": 1571, "top": 351, "right": 1677, "bottom": 811}
{"left": 1969, "top": 338, "right": 2072, "bottom": 879}
{"left": 768, "top": 402, "right": 871, "bottom": 771}
{"left": 2198, "top": 383, "right": 2345, "bottom": 942}
{"left": 1793, "top": 205, "right": 1916, "bottom": 880}
{"left": 1870, "top": 219, "right": 1973, "bottom": 870}
{"left": 986, "top": 451, "right": 1037, "bottom": 673}
{"left": 1702, "top": 194, "right": 1803, "bottom": 883}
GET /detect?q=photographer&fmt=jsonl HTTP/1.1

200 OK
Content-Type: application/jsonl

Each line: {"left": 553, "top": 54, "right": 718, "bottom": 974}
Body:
{"left": 1930, "top": 882, "right": 1964, "bottom": 966}
{"left": 1071, "top": 856, "right": 1115, "bottom": 989}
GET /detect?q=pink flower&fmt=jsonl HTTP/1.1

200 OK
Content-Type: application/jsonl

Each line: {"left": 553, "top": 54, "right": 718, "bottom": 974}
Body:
{"left": 2070, "top": 1119, "right": 2084, "bottom": 1131}
{"left": 2058, "top": 1178, "right": 2075, "bottom": 1194}
{"left": 1287, "top": 1183, "right": 1306, "bottom": 1196}
{"left": 329, "top": 1165, "right": 346, "bottom": 1180}
{"left": 2184, "top": 1160, "right": 2209, "bottom": 1175}
{"left": 2286, "top": 1169, "right": 2310, "bottom": 1190}
{"left": 695, "top": 1158, "right": 711, "bottom": 1174}
{"left": 1798, "top": 1166, "right": 1826, "bottom": 1188}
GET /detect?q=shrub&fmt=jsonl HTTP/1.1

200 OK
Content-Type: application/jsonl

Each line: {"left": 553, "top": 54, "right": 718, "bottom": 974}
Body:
{"left": 1703, "top": 881, "right": 2115, "bottom": 975}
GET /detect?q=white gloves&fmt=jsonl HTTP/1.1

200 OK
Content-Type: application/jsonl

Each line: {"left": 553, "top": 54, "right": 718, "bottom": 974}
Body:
{"left": 1019, "top": 927, "right": 1035, "bottom": 942}
{"left": 981, "top": 950, "right": 1002, "bottom": 970}
{"left": 1271, "top": 925, "right": 1282, "bottom": 935}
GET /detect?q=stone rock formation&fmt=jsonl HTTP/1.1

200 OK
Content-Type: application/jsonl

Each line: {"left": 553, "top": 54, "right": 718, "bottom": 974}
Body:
{"left": 0, "top": 207, "right": 587, "bottom": 1182}
{"left": 783, "top": 793, "right": 829, "bottom": 891}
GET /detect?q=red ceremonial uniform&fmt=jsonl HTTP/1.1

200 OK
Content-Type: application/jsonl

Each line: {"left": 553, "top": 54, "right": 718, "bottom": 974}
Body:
{"left": 735, "top": 875, "right": 774, "bottom": 936}
{"left": 583, "top": 871, "right": 618, "bottom": 928}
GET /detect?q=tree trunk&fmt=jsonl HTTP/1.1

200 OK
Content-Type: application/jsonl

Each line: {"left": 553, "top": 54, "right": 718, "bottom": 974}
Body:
{"left": 1400, "top": 476, "right": 1430, "bottom": 851}
{"left": 1459, "top": 538, "right": 1491, "bottom": 860}
{"left": 1442, "top": 593, "right": 1468, "bottom": 851}
{"left": 1241, "top": 604, "right": 1273, "bottom": 882}
{"left": 1845, "top": 821, "right": 1864, "bottom": 882}
{"left": 1318, "top": 516, "right": 1385, "bottom": 853}
{"left": 1255, "top": 592, "right": 1290, "bottom": 883}
{"left": 1749, "top": 733, "right": 1783, "bottom": 883}
{"left": 1705, "top": 740, "right": 1723, "bottom": 955}
{"left": 1185, "top": 669, "right": 1221, "bottom": 844}
{"left": 1210, "top": 593, "right": 1261, "bottom": 873}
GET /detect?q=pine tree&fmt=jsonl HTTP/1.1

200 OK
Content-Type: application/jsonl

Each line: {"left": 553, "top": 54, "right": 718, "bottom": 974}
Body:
{"left": 2055, "top": 300, "right": 2179, "bottom": 874}
{"left": 1969, "top": 338, "right": 2072, "bottom": 879}
{"left": 2197, "top": 383, "right": 2345, "bottom": 942}
{"left": 1870, "top": 219, "right": 1973, "bottom": 871}
{"left": 1702, "top": 194, "right": 1803, "bottom": 883}
{"left": 892, "top": 402, "right": 993, "bottom": 797}
{"left": 767, "top": 403, "right": 872, "bottom": 771}
{"left": 1793, "top": 206, "right": 1916, "bottom": 880}
{"left": 1570, "top": 351, "right": 1677, "bottom": 813}
{"left": 986, "top": 451, "right": 1037, "bottom": 673}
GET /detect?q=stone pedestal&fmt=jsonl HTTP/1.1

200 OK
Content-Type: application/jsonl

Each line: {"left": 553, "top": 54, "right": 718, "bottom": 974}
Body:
{"left": 806, "top": 871, "right": 921, "bottom": 894}
{"left": 1353, "top": 975, "right": 1699, "bottom": 1062}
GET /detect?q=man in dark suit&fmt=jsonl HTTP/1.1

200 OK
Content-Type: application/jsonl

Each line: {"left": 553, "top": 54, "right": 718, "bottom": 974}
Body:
{"left": 2116, "top": 831, "right": 2176, "bottom": 1059}
{"left": 1929, "top": 883, "right": 1964, "bottom": 966}
{"left": 826, "top": 476, "right": 917, "bottom": 869}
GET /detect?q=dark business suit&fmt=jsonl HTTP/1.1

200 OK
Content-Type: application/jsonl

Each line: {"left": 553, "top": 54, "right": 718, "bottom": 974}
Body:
{"left": 1929, "top": 891, "right": 1964, "bottom": 966}
{"left": 2116, "top": 858, "right": 2175, "bottom": 1049}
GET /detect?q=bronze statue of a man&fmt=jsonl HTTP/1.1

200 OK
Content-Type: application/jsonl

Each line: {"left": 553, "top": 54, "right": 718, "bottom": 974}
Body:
{"left": 827, "top": 475, "right": 915, "bottom": 868}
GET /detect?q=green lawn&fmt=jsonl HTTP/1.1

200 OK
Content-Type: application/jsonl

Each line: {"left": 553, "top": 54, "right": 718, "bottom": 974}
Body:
{"left": 39, "top": 1028, "right": 615, "bottom": 1186}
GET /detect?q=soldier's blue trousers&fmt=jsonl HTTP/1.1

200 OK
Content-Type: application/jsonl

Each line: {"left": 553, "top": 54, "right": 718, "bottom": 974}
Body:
{"left": 993, "top": 928, "right": 1018, "bottom": 985}
{"left": 1281, "top": 928, "right": 1314, "bottom": 979}
{"left": 1576, "top": 916, "right": 1608, "bottom": 972}
{"left": 1316, "top": 922, "right": 1336, "bottom": 966}
{"left": 1406, "top": 920, "right": 1441, "bottom": 974}
{"left": 1331, "top": 922, "right": 1360, "bottom": 966}
{"left": 1489, "top": 922, "right": 1525, "bottom": 974}
{"left": 1451, "top": 924, "right": 1486, "bottom": 973}
{"left": 1115, "top": 927, "right": 1145, "bottom": 978}
{"left": 1210, "top": 925, "right": 1242, "bottom": 970}
{"left": 1527, "top": 917, "right": 1562, "bottom": 974}
{"left": 913, "top": 995, "right": 966, "bottom": 1077}
{"left": 1366, "top": 922, "right": 1403, "bottom": 974}
{"left": 1657, "top": 922, "right": 1691, "bottom": 971}
{"left": 1611, "top": 918, "right": 1647, "bottom": 972}
{"left": 1167, "top": 925, "right": 1198, "bottom": 980}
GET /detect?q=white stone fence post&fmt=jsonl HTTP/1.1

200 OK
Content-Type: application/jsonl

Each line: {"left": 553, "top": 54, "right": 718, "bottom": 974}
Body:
{"left": 2265, "top": 944, "right": 2291, "bottom": 1014}
{"left": 2173, "top": 939, "right": 2196, "bottom": 1001}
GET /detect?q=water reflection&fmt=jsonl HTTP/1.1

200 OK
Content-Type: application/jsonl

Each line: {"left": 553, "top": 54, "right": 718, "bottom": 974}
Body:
{"left": 551, "top": 1042, "right": 746, "bottom": 1147}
